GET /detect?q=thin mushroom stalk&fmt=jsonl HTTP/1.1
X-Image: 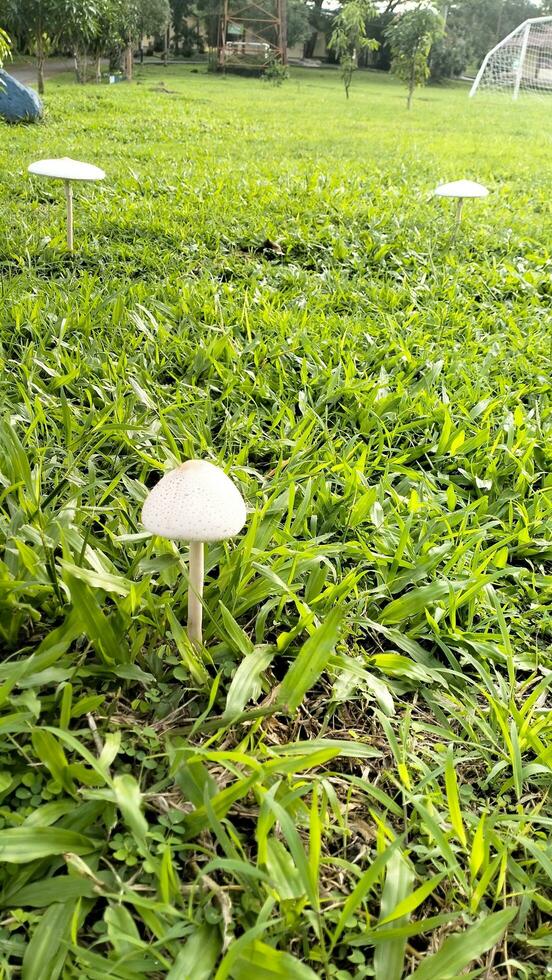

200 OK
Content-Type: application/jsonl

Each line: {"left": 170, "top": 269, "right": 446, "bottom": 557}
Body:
{"left": 141, "top": 460, "right": 246, "bottom": 649}
{"left": 64, "top": 180, "right": 74, "bottom": 251}
{"left": 455, "top": 197, "right": 464, "bottom": 227}
{"left": 187, "top": 540, "right": 204, "bottom": 646}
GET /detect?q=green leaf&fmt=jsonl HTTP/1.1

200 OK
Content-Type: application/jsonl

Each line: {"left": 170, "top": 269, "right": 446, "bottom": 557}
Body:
{"left": 166, "top": 607, "right": 209, "bottom": 685}
{"left": 469, "top": 812, "right": 486, "bottom": 880}
{"left": 262, "top": 786, "right": 318, "bottom": 909}
{"left": 60, "top": 560, "right": 131, "bottom": 597}
{"left": 374, "top": 849, "right": 414, "bottom": 980}
{"left": 332, "top": 837, "right": 405, "bottom": 946}
{"left": 448, "top": 430, "right": 465, "bottom": 455}
{"left": 62, "top": 570, "right": 130, "bottom": 665}
{"left": 380, "top": 582, "right": 452, "bottom": 626}
{"left": 0, "top": 876, "right": 94, "bottom": 908}
{"left": 410, "top": 908, "right": 518, "bottom": 980}
{"left": 113, "top": 774, "right": 149, "bottom": 851}
{"left": 265, "top": 836, "right": 305, "bottom": 899}
{"left": 32, "top": 729, "right": 76, "bottom": 796}
{"left": 0, "top": 827, "right": 95, "bottom": 863}
{"left": 377, "top": 871, "right": 447, "bottom": 926}
{"left": 224, "top": 644, "right": 274, "bottom": 717}
{"left": 22, "top": 901, "right": 75, "bottom": 980}
{"left": 219, "top": 601, "right": 255, "bottom": 657}
{"left": 105, "top": 903, "right": 142, "bottom": 957}
{"left": 445, "top": 747, "right": 467, "bottom": 847}
{"left": 231, "top": 941, "right": 318, "bottom": 979}
{"left": 278, "top": 607, "right": 344, "bottom": 712}
{"left": 166, "top": 924, "right": 221, "bottom": 980}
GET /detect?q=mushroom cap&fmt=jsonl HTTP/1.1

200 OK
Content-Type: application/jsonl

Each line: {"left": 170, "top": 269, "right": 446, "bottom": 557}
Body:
{"left": 141, "top": 460, "right": 247, "bottom": 542}
{"left": 28, "top": 157, "right": 105, "bottom": 182}
{"left": 434, "top": 179, "right": 489, "bottom": 199}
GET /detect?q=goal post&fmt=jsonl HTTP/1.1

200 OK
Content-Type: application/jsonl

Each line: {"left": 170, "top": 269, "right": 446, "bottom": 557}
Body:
{"left": 470, "top": 16, "right": 552, "bottom": 98}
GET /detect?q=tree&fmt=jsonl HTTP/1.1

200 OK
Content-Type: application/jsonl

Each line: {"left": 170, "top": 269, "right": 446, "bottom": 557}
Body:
{"left": 303, "top": 0, "right": 334, "bottom": 60}
{"left": 0, "top": 24, "right": 9, "bottom": 98}
{"left": 57, "top": 0, "right": 101, "bottom": 83}
{"left": 385, "top": 7, "right": 443, "bottom": 108}
{"left": 0, "top": 27, "right": 9, "bottom": 69}
{"left": 86, "top": 0, "right": 120, "bottom": 81}
{"left": 170, "top": 0, "right": 191, "bottom": 54}
{"left": 121, "top": 0, "right": 169, "bottom": 77}
{"left": 138, "top": 0, "right": 170, "bottom": 36}
{"left": 328, "top": 0, "right": 379, "bottom": 98}
{"left": 0, "top": 0, "right": 58, "bottom": 93}
{"left": 287, "top": 0, "right": 311, "bottom": 49}
{"left": 429, "top": 33, "right": 468, "bottom": 81}
{"left": 136, "top": 0, "right": 170, "bottom": 56}
{"left": 442, "top": 0, "right": 539, "bottom": 71}
{"left": 0, "top": 0, "right": 101, "bottom": 90}
{"left": 195, "top": 0, "right": 219, "bottom": 51}
{"left": 87, "top": 0, "right": 169, "bottom": 80}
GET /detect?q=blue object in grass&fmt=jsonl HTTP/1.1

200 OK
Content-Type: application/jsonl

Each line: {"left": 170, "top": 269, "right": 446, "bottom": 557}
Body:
{"left": 0, "top": 70, "right": 42, "bottom": 123}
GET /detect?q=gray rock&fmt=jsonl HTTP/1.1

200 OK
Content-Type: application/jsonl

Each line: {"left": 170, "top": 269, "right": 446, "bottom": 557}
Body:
{"left": 0, "top": 70, "right": 42, "bottom": 123}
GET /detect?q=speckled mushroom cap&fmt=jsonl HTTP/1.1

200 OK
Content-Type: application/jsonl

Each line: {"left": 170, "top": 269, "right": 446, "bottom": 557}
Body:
{"left": 141, "top": 460, "right": 246, "bottom": 542}
{"left": 434, "top": 180, "right": 489, "bottom": 199}
{"left": 28, "top": 157, "right": 106, "bottom": 181}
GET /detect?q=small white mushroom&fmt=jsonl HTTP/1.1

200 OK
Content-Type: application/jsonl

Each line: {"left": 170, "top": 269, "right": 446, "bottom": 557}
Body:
{"left": 434, "top": 179, "right": 489, "bottom": 226}
{"left": 28, "top": 157, "right": 105, "bottom": 252}
{"left": 141, "top": 460, "right": 246, "bottom": 647}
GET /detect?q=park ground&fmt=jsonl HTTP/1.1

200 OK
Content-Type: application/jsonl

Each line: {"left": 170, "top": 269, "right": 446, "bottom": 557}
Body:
{"left": 0, "top": 66, "right": 550, "bottom": 978}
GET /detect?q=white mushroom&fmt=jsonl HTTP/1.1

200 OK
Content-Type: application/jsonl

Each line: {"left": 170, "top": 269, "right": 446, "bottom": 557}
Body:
{"left": 141, "top": 460, "right": 246, "bottom": 647}
{"left": 28, "top": 157, "right": 105, "bottom": 252}
{"left": 434, "top": 179, "right": 489, "bottom": 226}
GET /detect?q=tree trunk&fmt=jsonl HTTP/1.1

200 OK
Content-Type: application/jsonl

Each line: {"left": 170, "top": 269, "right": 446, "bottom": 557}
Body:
{"left": 37, "top": 56, "right": 45, "bottom": 94}
{"left": 109, "top": 46, "right": 122, "bottom": 73}
{"left": 125, "top": 43, "right": 133, "bottom": 80}
{"left": 37, "top": 35, "right": 45, "bottom": 95}
{"left": 408, "top": 61, "right": 415, "bottom": 109}
{"left": 74, "top": 50, "right": 87, "bottom": 84}
{"left": 304, "top": 31, "right": 317, "bottom": 58}
{"left": 344, "top": 59, "right": 352, "bottom": 98}
{"left": 304, "top": 0, "right": 324, "bottom": 58}
{"left": 95, "top": 53, "right": 101, "bottom": 83}
{"left": 139, "top": 41, "right": 144, "bottom": 64}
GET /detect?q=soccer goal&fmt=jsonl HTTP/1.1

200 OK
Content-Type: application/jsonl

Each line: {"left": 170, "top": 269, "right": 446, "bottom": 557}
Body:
{"left": 470, "top": 16, "right": 552, "bottom": 98}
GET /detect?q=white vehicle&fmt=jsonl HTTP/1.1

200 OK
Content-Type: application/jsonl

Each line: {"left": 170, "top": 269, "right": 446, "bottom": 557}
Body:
{"left": 224, "top": 40, "right": 271, "bottom": 59}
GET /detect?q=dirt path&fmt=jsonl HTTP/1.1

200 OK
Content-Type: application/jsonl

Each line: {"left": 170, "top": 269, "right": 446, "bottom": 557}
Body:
{"left": 8, "top": 59, "right": 75, "bottom": 88}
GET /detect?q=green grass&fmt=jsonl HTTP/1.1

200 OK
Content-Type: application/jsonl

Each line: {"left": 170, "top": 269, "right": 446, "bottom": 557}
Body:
{"left": 0, "top": 64, "right": 550, "bottom": 978}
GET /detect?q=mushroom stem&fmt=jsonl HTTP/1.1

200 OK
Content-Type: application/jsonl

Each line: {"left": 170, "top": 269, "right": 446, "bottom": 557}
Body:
{"left": 187, "top": 540, "right": 204, "bottom": 646}
{"left": 64, "top": 180, "right": 74, "bottom": 251}
{"left": 455, "top": 197, "right": 464, "bottom": 227}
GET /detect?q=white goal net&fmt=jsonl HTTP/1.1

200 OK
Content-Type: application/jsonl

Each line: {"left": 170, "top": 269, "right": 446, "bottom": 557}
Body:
{"left": 470, "top": 16, "right": 552, "bottom": 98}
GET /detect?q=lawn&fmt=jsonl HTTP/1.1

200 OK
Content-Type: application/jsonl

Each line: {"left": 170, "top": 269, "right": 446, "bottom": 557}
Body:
{"left": 0, "top": 64, "right": 551, "bottom": 978}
